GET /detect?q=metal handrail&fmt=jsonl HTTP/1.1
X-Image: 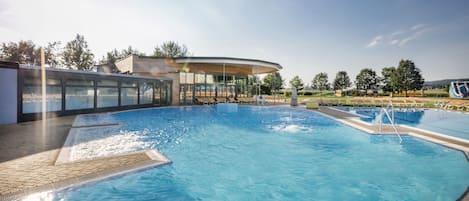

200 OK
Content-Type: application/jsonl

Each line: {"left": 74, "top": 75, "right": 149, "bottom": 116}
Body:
{"left": 378, "top": 101, "right": 402, "bottom": 143}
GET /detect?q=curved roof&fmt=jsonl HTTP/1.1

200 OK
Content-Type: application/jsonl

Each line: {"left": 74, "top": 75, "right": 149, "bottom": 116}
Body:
{"left": 173, "top": 57, "right": 282, "bottom": 74}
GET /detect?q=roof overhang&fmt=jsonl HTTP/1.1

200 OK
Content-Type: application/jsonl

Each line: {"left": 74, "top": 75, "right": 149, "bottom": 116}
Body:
{"left": 173, "top": 57, "right": 282, "bottom": 75}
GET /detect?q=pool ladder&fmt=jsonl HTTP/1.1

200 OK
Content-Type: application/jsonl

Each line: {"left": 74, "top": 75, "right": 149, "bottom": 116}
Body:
{"left": 378, "top": 101, "right": 403, "bottom": 143}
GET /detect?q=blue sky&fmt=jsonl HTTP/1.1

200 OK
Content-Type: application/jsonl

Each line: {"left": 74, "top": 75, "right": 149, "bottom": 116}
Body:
{"left": 1, "top": 0, "right": 468, "bottom": 85}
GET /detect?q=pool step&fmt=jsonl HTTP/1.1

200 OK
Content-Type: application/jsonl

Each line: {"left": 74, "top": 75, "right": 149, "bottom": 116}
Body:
{"left": 318, "top": 106, "right": 469, "bottom": 153}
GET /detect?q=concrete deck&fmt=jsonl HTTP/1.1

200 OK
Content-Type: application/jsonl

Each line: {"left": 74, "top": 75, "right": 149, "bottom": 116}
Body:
{"left": 0, "top": 116, "right": 170, "bottom": 200}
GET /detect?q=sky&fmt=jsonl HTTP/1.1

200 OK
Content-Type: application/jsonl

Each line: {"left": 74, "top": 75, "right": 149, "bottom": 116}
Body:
{"left": 1, "top": 0, "right": 469, "bottom": 86}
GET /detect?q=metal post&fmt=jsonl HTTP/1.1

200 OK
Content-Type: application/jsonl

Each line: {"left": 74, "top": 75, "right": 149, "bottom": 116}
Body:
{"left": 223, "top": 63, "right": 226, "bottom": 101}
{"left": 391, "top": 103, "right": 395, "bottom": 124}
{"left": 40, "top": 48, "right": 47, "bottom": 145}
{"left": 40, "top": 48, "right": 46, "bottom": 120}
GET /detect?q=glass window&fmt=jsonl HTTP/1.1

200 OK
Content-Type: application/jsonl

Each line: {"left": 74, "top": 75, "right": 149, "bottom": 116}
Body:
{"left": 139, "top": 82, "right": 153, "bottom": 104}
{"left": 186, "top": 73, "right": 194, "bottom": 84}
{"left": 97, "top": 80, "right": 118, "bottom": 87}
{"left": 195, "top": 84, "right": 205, "bottom": 97}
{"left": 121, "top": 87, "right": 138, "bottom": 106}
{"left": 195, "top": 73, "right": 205, "bottom": 84}
{"left": 24, "top": 77, "right": 41, "bottom": 85}
{"left": 161, "top": 82, "right": 168, "bottom": 105}
{"left": 47, "top": 79, "right": 61, "bottom": 85}
{"left": 24, "top": 77, "right": 61, "bottom": 85}
{"left": 154, "top": 83, "right": 161, "bottom": 105}
{"left": 179, "top": 72, "right": 186, "bottom": 84}
{"left": 66, "top": 86, "right": 94, "bottom": 110}
{"left": 206, "top": 74, "right": 214, "bottom": 84}
{"left": 122, "top": 82, "right": 137, "bottom": 87}
{"left": 22, "top": 85, "right": 62, "bottom": 113}
{"left": 66, "top": 79, "right": 94, "bottom": 86}
{"left": 97, "top": 87, "right": 118, "bottom": 108}
{"left": 166, "top": 82, "right": 171, "bottom": 104}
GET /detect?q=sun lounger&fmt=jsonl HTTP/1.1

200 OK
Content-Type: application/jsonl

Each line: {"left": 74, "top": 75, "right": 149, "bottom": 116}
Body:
{"left": 444, "top": 101, "right": 466, "bottom": 110}
{"left": 238, "top": 97, "right": 255, "bottom": 104}
{"left": 228, "top": 97, "right": 239, "bottom": 103}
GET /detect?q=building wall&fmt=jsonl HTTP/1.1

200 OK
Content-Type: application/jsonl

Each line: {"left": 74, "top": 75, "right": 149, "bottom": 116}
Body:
{"left": 167, "top": 72, "right": 180, "bottom": 106}
{"left": 115, "top": 56, "right": 133, "bottom": 73}
{"left": 133, "top": 71, "right": 180, "bottom": 106}
{"left": 0, "top": 68, "right": 18, "bottom": 124}
{"left": 132, "top": 57, "right": 181, "bottom": 105}
{"left": 133, "top": 57, "right": 177, "bottom": 75}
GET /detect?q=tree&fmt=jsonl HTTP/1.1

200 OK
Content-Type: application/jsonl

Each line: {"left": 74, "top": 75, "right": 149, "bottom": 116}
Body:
{"left": 289, "top": 75, "right": 304, "bottom": 90}
{"left": 62, "top": 34, "right": 95, "bottom": 70}
{"left": 153, "top": 41, "right": 189, "bottom": 57}
{"left": 44, "top": 41, "right": 62, "bottom": 67}
{"left": 381, "top": 67, "right": 396, "bottom": 93}
{"left": 355, "top": 68, "right": 380, "bottom": 95}
{"left": 121, "top": 46, "right": 144, "bottom": 57}
{"left": 0, "top": 40, "right": 40, "bottom": 65}
{"left": 99, "top": 46, "right": 145, "bottom": 73}
{"left": 100, "top": 46, "right": 144, "bottom": 64}
{"left": 312, "top": 72, "right": 329, "bottom": 92}
{"left": 262, "top": 72, "right": 284, "bottom": 95}
{"left": 333, "top": 71, "right": 351, "bottom": 90}
{"left": 248, "top": 75, "right": 261, "bottom": 95}
{"left": 395, "top": 59, "right": 424, "bottom": 96}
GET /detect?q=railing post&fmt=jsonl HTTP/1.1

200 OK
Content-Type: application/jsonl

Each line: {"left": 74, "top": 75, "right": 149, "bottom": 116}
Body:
{"left": 391, "top": 104, "right": 394, "bottom": 124}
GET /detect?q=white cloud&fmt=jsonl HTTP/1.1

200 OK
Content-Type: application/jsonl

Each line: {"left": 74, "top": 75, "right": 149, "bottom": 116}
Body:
{"left": 411, "top": 24, "right": 425, "bottom": 30}
{"left": 389, "top": 39, "right": 399, "bottom": 45}
{"left": 366, "top": 24, "right": 431, "bottom": 48}
{"left": 366, "top": 35, "right": 383, "bottom": 48}
{"left": 391, "top": 31, "right": 404, "bottom": 36}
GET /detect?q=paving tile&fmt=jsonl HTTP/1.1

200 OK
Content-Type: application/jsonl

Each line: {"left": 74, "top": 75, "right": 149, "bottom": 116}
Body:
{"left": 0, "top": 115, "right": 163, "bottom": 197}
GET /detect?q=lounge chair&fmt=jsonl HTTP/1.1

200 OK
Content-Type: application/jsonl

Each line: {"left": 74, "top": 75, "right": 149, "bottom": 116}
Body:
{"left": 228, "top": 97, "right": 239, "bottom": 103}
{"left": 456, "top": 102, "right": 469, "bottom": 111}
{"left": 214, "top": 97, "right": 227, "bottom": 104}
{"left": 413, "top": 99, "right": 425, "bottom": 108}
{"left": 238, "top": 97, "right": 255, "bottom": 104}
{"left": 444, "top": 101, "right": 465, "bottom": 110}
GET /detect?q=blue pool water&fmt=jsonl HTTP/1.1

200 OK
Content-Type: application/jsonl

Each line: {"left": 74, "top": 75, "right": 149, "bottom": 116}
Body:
{"left": 338, "top": 107, "right": 469, "bottom": 140}
{"left": 52, "top": 106, "right": 468, "bottom": 200}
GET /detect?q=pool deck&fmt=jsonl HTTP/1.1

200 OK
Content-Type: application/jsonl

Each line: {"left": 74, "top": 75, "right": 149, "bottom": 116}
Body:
{"left": 0, "top": 116, "right": 170, "bottom": 200}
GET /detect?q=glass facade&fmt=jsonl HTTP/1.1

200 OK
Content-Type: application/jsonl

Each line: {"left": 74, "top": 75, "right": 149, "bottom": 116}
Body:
{"left": 179, "top": 72, "right": 250, "bottom": 104}
{"left": 97, "top": 80, "right": 118, "bottom": 108}
{"left": 139, "top": 82, "right": 153, "bottom": 104}
{"left": 19, "top": 67, "right": 172, "bottom": 121}
{"left": 121, "top": 82, "right": 138, "bottom": 106}
{"left": 22, "top": 78, "right": 62, "bottom": 113}
{"left": 66, "top": 79, "right": 94, "bottom": 110}
{"left": 154, "top": 83, "right": 161, "bottom": 105}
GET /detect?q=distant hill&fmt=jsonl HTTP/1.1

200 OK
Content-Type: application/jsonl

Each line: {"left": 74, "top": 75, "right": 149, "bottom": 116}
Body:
{"left": 424, "top": 78, "right": 469, "bottom": 88}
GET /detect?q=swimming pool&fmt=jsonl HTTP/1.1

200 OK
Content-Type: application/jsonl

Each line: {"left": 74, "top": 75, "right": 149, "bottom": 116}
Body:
{"left": 338, "top": 107, "right": 469, "bottom": 140}
{"left": 50, "top": 106, "right": 468, "bottom": 200}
